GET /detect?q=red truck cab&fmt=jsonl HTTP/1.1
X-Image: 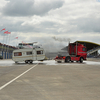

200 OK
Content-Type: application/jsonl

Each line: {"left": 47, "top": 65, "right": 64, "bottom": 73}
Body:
{"left": 55, "top": 42, "right": 87, "bottom": 63}
{"left": 68, "top": 43, "right": 87, "bottom": 62}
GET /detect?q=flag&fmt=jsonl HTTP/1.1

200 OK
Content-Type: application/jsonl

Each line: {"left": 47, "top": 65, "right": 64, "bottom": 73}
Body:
{"left": 7, "top": 32, "right": 11, "bottom": 34}
{"left": 15, "top": 37, "right": 18, "bottom": 39}
{"left": 4, "top": 31, "right": 8, "bottom": 34}
{"left": 4, "top": 31, "right": 11, "bottom": 34}
{"left": 0, "top": 28, "right": 5, "bottom": 32}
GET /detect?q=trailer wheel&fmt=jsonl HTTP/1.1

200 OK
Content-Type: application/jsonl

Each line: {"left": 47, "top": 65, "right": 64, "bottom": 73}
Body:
{"left": 25, "top": 61, "right": 28, "bottom": 63}
{"left": 65, "top": 56, "right": 71, "bottom": 63}
{"left": 80, "top": 57, "right": 83, "bottom": 63}
{"left": 15, "top": 61, "right": 18, "bottom": 63}
{"left": 30, "top": 60, "right": 33, "bottom": 63}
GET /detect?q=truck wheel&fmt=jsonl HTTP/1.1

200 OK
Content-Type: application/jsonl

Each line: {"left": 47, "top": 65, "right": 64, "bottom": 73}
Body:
{"left": 80, "top": 57, "right": 83, "bottom": 63}
{"left": 65, "top": 56, "right": 71, "bottom": 63}
{"left": 71, "top": 61, "right": 74, "bottom": 63}
{"left": 57, "top": 61, "right": 61, "bottom": 63}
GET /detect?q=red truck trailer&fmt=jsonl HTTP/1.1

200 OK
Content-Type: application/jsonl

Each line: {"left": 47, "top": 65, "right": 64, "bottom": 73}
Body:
{"left": 55, "top": 42, "right": 87, "bottom": 63}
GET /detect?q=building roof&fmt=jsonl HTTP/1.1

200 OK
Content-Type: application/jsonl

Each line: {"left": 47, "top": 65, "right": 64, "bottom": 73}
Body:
{"left": 62, "top": 41, "right": 100, "bottom": 51}
{"left": 75, "top": 41, "right": 100, "bottom": 51}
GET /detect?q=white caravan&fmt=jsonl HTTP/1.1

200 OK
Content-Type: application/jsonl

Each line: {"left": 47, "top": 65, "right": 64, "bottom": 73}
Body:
{"left": 12, "top": 43, "right": 45, "bottom": 63}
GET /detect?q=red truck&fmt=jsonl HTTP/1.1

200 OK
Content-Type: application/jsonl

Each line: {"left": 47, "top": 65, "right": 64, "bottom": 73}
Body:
{"left": 55, "top": 42, "right": 87, "bottom": 63}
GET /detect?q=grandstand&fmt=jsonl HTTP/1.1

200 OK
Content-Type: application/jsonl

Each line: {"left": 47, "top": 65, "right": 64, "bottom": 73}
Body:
{"left": 62, "top": 41, "right": 100, "bottom": 57}
{"left": 75, "top": 41, "right": 100, "bottom": 57}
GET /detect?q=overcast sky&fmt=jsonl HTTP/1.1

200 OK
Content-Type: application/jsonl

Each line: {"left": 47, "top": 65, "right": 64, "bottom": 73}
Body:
{"left": 0, "top": 0, "right": 100, "bottom": 52}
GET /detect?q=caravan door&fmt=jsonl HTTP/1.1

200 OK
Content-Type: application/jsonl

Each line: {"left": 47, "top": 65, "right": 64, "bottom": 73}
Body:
{"left": 36, "top": 49, "right": 45, "bottom": 61}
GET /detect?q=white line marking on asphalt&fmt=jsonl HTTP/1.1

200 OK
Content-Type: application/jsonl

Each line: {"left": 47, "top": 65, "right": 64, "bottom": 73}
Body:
{"left": 0, "top": 64, "right": 38, "bottom": 91}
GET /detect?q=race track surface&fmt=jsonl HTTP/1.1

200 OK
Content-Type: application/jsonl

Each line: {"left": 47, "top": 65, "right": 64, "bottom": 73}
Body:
{"left": 0, "top": 59, "right": 100, "bottom": 100}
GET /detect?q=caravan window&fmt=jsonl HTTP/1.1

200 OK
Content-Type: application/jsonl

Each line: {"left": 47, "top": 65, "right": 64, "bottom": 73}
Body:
{"left": 26, "top": 52, "right": 32, "bottom": 55}
{"left": 37, "top": 51, "right": 43, "bottom": 54}
{"left": 14, "top": 52, "right": 22, "bottom": 56}
{"left": 18, "top": 43, "right": 33, "bottom": 49}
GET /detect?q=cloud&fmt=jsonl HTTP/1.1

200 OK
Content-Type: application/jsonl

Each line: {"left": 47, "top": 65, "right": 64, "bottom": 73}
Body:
{"left": 69, "top": 17, "right": 100, "bottom": 33}
{"left": 2, "top": 0, "right": 64, "bottom": 16}
{"left": 0, "top": 0, "right": 100, "bottom": 51}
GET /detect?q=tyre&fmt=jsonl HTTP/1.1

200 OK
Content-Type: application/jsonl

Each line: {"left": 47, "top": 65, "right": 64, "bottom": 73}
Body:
{"left": 65, "top": 56, "right": 71, "bottom": 63}
{"left": 71, "top": 61, "right": 74, "bottom": 62}
{"left": 80, "top": 57, "right": 83, "bottom": 63}
{"left": 30, "top": 60, "right": 33, "bottom": 64}
{"left": 25, "top": 60, "right": 28, "bottom": 63}
{"left": 15, "top": 61, "right": 18, "bottom": 63}
{"left": 57, "top": 61, "right": 61, "bottom": 63}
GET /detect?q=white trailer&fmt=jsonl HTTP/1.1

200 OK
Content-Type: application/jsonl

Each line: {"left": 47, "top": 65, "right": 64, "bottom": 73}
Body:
{"left": 12, "top": 48, "right": 45, "bottom": 63}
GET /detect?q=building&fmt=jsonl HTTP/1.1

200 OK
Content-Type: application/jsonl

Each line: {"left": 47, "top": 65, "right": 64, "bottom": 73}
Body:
{"left": 62, "top": 41, "right": 100, "bottom": 57}
{"left": 0, "top": 43, "right": 16, "bottom": 59}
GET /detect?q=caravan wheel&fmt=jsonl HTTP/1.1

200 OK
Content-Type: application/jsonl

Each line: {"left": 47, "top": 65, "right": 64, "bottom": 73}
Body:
{"left": 25, "top": 61, "right": 28, "bottom": 63}
{"left": 15, "top": 61, "right": 18, "bottom": 63}
{"left": 30, "top": 60, "right": 33, "bottom": 63}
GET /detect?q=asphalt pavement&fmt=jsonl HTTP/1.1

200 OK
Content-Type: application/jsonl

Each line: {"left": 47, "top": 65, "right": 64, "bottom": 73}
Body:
{"left": 0, "top": 59, "right": 100, "bottom": 100}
